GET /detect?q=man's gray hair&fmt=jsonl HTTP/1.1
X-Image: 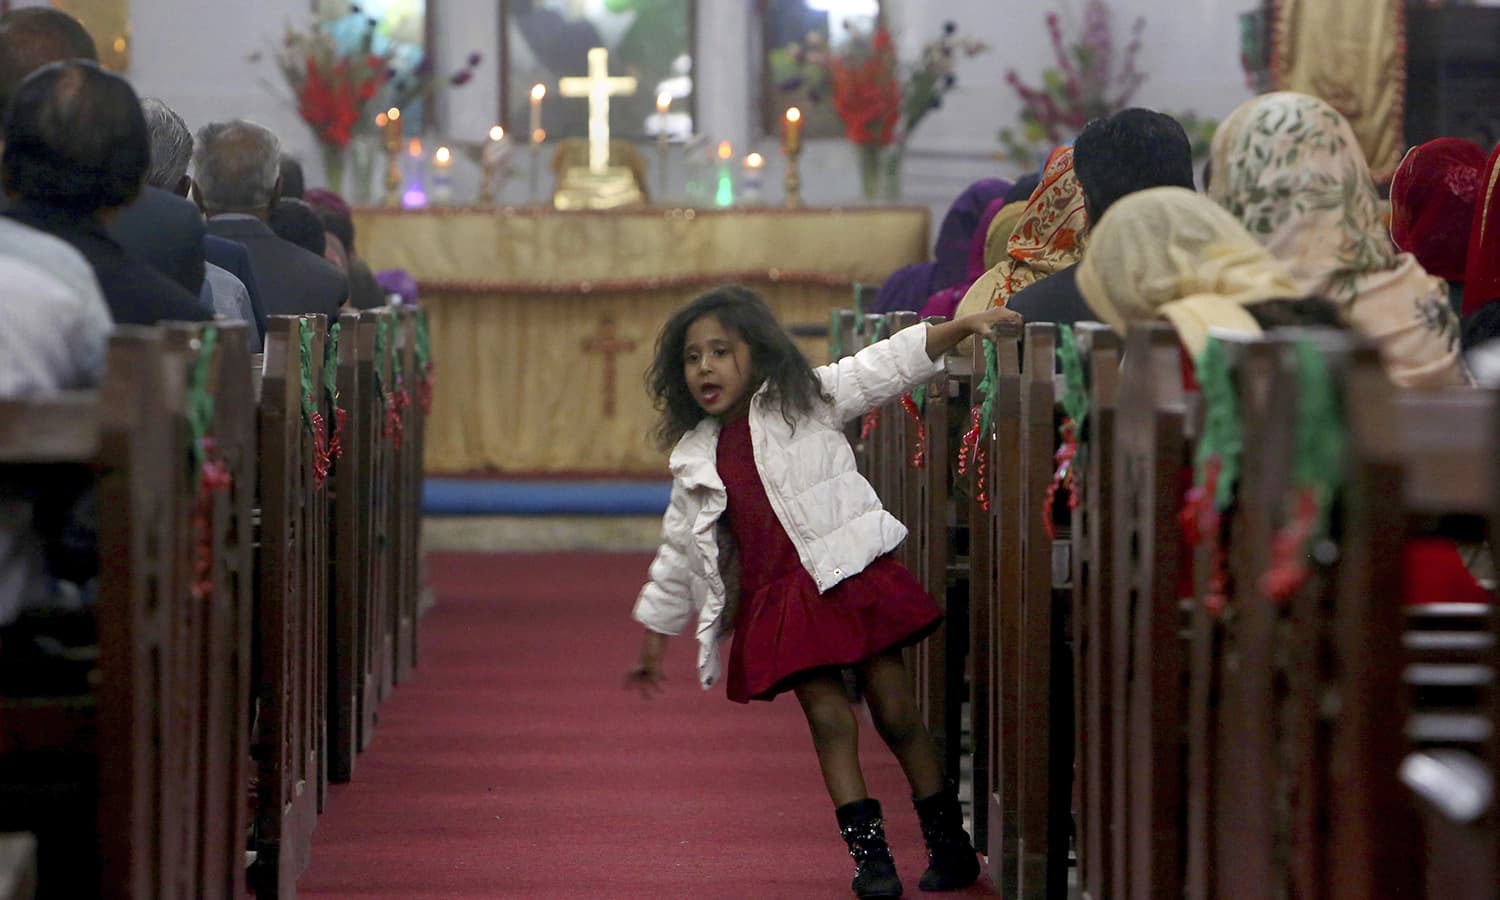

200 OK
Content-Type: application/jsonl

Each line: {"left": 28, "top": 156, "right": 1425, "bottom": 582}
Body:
{"left": 193, "top": 119, "right": 282, "bottom": 211}
{"left": 140, "top": 97, "right": 191, "bottom": 191}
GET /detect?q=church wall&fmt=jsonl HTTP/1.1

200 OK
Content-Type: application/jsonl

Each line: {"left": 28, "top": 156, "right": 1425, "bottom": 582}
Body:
{"left": 119, "top": 0, "right": 1261, "bottom": 225}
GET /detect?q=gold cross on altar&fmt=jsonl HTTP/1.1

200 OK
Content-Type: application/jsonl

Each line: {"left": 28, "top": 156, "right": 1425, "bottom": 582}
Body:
{"left": 558, "top": 47, "right": 638, "bottom": 175}
{"left": 582, "top": 317, "right": 637, "bottom": 418}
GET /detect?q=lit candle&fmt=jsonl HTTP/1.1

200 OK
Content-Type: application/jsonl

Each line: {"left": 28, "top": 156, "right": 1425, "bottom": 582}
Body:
{"left": 403, "top": 137, "right": 427, "bottom": 209}
{"left": 783, "top": 107, "right": 802, "bottom": 155}
{"left": 714, "top": 140, "right": 734, "bottom": 208}
{"left": 530, "top": 83, "right": 546, "bottom": 143}
{"left": 432, "top": 145, "right": 453, "bottom": 205}
{"left": 742, "top": 152, "right": 765, "bottom": 206}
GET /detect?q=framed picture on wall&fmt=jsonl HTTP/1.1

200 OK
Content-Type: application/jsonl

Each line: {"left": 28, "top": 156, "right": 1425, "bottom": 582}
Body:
{"left": 498, "top": 0, "right": 696, "bottom": 143}
{"left": 758, "top": 0, "right": 883, "bottom": 139}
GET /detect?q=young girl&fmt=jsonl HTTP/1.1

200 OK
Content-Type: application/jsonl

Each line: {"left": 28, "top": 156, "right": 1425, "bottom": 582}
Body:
{"left": 628, "top": 285, "right": 1015, "bottom": 898}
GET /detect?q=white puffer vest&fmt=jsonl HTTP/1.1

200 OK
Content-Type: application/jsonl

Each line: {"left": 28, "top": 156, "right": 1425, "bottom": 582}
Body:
{"left": 631, "top": 323, "right": 944, "bottom": 689}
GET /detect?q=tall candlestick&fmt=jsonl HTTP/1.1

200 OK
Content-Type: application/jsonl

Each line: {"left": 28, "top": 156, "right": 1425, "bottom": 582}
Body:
{"left": 432, "top": 145, "right": 453, "bottom": 205}
{"left": 783, "top": 108, "right": 803, "bottom": 208}
{"left": 782, "top": 106, "right": 803, "bottom": 155}
{"left": 480, "top": 125, "right": 505, "bottom": 205}
{"left": 382, "top": 106, "right": 403, "bottom": 207}
{"left": 529, "top": 83, "right": 546, "bottom": 141}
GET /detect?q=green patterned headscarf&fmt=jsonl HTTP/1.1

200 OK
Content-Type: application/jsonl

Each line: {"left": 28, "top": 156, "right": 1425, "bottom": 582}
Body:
{"left": 1209, "top": 91, "right": 1394, "bottom": 305}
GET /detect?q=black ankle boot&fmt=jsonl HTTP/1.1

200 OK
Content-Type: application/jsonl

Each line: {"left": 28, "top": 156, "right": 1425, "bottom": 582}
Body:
{"left": 835, "top": 798, "right": 904, "bottom": 898}
{"left": 912, "top": 784, "right": 980, "bottom": 891}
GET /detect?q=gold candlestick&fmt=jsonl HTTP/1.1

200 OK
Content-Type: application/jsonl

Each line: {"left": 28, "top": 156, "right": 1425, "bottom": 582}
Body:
{"left": 381, "top": 107, "right": 403, "bottom": 207}
{"left": 783, "top": 107, "right": 803, "bottom": 209}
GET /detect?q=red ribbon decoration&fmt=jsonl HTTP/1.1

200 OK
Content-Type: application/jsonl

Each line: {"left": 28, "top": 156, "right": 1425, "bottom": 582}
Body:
{"left": 417, "top": 362, "right": 435, "bottom": 415}
{"left": 386, "top": 376, "right": 409, "bottom": 451}
{"left": 1180, "top": 456, "right": 1230, "bottom": 615}
{"left": 308, "top": 404, "right": 331, "bottom": 490}
{"left": 1043, "top": 418, "right": 1081, "bottom": 539}
{"left": 899, "top": 393, "right": 927, "bottom": 468}
{"left": 957, "top": 406, "right": 989, "bottom": 511}
{"left": 1260, "top": 486, "right": 1319, "bottom": 603}
{"left": 860, "top": 406, "right": 881, "bottom": 441}
{"left": 191, "top": 437, "right": 233, "bottom": 602}
{"left": 328, "top": 406, "right": 347, "bottom": 463}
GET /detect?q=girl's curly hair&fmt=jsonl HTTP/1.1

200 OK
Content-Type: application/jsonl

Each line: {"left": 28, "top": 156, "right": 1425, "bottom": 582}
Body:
{"left": 646, "top": 284, "right": 828, "bottom": 450}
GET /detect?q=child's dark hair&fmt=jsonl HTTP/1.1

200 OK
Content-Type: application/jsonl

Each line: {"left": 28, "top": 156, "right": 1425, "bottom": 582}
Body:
{"left": 646, "top": 284, "right": 828, "bottom": 449}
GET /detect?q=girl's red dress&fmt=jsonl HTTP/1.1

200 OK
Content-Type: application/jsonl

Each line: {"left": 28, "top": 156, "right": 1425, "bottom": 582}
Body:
{"left": 716, "top": 414, "right": 943, "bottom": 703}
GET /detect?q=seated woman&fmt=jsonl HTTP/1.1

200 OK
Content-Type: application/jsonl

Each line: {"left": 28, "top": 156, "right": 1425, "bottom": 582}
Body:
{"left": 1079, "top": 185, "right": 1489, "bottom": 606}
{"left": 873, "top": 178, "right": 1012, "bottom": 314}
{"left": 1208, "top": 91, "right": 1467, "bottom": 388}
{"left": 1076, "top": 186, "right": 1337, "bottom": 357}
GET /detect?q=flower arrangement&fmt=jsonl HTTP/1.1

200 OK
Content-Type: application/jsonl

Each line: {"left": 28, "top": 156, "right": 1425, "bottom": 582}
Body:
{"left": 997, "top": 0, "right": 1146, "bottom": 167}
{"left": 780, "top": 20, "right": 985, "bottom": 201}
{"left": 257, "top": 3, "right": 481, "bottom": 194}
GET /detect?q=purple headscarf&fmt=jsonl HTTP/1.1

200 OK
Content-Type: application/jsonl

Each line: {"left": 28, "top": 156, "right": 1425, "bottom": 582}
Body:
{"left": 920, "top": 195, "right": 1010, "bottom": 320}
{"left": 872, "top": 178, "right": 1012, "bottom": 314}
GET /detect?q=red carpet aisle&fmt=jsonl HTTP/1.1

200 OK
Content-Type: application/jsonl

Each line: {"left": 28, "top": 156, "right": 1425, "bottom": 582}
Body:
{"left": 301, "top": 552, "right": 995, "bottom": 899}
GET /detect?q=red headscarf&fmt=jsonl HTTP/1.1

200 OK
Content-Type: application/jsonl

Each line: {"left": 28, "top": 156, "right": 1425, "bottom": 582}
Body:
{"left": 1463, "top": 142, "right": 1500, "bottom": 314}
{"left": 1390, "top": 138, "right": 1485, "bottom": 285}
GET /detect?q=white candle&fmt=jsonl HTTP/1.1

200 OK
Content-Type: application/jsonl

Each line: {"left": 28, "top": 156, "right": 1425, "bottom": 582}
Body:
{"left": 742, "top": 152, "right": 765, "bottom": 205}
{"left": 432, "top": 145, "right": 453, "bottom": 204}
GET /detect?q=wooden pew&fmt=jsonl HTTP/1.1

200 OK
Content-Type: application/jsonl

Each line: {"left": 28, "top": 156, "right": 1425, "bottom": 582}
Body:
{"left": 1014, "top": 323, "right": 1070, "bottom": 899}
{"left": 0, "top": 323, "right": 254, "bottom": 899}
{"left": 353, "top": 311, "right": 389, "bottom": 744}
{"left": 327, "top": 311, "right": 365, "bottom": 783}
{"left": 393, "top": 308, "right": 422, "bottom": 680}
{"left": 980, "top": 320, "right": 1024, "bottom": 891}
{"left": 252, "top": 315, "right": 328, "bottom": 897}
{"left": 1068, "top": 323, "right": 1122, "bottom": 900}
{"left": 1111, "top": 323, "right": 1191, "bottom": 900}
{"left": 369, "top": 309, "right": 399, "bottom": 702}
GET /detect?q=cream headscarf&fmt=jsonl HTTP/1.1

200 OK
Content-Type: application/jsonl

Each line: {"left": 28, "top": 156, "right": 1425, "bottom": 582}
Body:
{"left": 956, "top": 146, "right": 1088, "bottom": 319}
{"left": 1076, "top": 187, "right": 1300, "bottom": 357}
{"left": 1210, "top": 91, "right": 1467, "bottom": 387}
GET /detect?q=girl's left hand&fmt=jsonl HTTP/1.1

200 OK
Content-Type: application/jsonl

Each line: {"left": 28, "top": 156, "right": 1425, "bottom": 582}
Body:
{"left": 960, "top": 304, "right": 1023, "bottom": 339}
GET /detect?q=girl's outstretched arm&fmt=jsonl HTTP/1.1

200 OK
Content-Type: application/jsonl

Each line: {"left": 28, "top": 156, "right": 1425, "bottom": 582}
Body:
{"left": 924, "top": 305, "right": 1022, "bottom": 359}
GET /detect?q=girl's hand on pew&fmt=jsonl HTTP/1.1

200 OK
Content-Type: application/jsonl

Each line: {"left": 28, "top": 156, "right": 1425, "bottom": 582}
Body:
{"left": 625, "top": 630, "right": 668, "bottom": 698}
{"left": 924, "top": 305, "right": 1023, "bottom": 359}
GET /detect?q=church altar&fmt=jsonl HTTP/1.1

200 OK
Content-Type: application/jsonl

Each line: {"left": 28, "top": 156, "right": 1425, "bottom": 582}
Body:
{"left": 352, "top": 205, "right": 930, "bottom": 474}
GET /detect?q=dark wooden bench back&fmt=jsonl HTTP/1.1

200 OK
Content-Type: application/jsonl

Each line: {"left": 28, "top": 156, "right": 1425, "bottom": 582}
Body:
{"left": 1111, "top": 322, "right": 1191, "bottom": 900}
{"left": 328, "top": 311, "right": 365, "bottom": 783}
{"left": 1069, "top": 322, "right": 1121, "bottom": 900}
{"left": 253, "top": 315, "right": 328, "bottom": 896}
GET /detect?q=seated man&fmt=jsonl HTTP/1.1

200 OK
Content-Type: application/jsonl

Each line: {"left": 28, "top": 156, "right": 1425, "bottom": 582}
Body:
{"left": 1005, "top": 108, "right": 1197, "bottom": 325}
{"left": 195, "top": 119, "right": 347, "bottom": 319}
{"left": 1, "top": 60, "right": 209, "bottom": 327}
{"left": 140, "top": 96, "right": 261, "bottom": 343}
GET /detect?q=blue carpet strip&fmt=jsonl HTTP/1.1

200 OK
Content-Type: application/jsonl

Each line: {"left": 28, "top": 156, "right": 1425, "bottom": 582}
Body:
{"left": 422, "top": 479, "right": 672, "bottom": 516}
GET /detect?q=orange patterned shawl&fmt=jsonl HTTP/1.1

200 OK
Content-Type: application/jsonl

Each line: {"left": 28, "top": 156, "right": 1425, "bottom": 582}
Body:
{"left": 956, "top": 146, "right": 1088, "bottom": 316}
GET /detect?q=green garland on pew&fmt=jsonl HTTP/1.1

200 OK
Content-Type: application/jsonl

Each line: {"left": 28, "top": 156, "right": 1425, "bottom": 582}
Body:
{"left": 1056, "top": 325, "right": 1088, "bottom": 431}
{"left": 1291, "top": 340, "right": 1344, "bottom": 540}
{"left": 1194, "top": 338, "right": 1241, "bottom": 510}
{"left": 830, "top": 309, "right": 843, "bottom": 360}
{"left": 187, "top": 326, "right": 220, "bottom": 478}
{"left": 324, "top": 322, "right": 346, "bottom": 462}
{"left": 298, "top": 320, "right": 332, "bottom": 488}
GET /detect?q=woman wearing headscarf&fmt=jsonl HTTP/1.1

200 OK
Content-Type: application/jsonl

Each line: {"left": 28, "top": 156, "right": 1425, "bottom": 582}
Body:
{"left": 955, "top": 146, "right": 1088, "bottom": 319}
{"left": 1209, "top": 91, "right": 1466, "bottom": 388}
{"left": 1389, "top": 137, "right": 1486, "bottom": 314}
{"left": 1080, "top": 186, "right": 1485, "bottom": 607}
{"left": 871, "top": 178, "right": 1011, "bottom": 314}
{"left": 982, "top": 173, "right": 1041, "bottom": 270}
{"left": 1076, "top": 187, "right": 1332, "bottom": 358}
{"left": 1456, "top": 144, "right": 1500, "bottom": 349}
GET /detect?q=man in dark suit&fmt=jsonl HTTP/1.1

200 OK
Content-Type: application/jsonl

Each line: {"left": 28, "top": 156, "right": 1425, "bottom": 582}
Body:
{"left": 0, "top": 7, "right": 207, "bottom": 298}
{"left": 194, "top": 119, "right": 346, "bottom": 320}
{"left": 1006, "top": 108, "right": 1197, "bottom": 326}
{"left": 1, "top": 60, "right": 208, "bottom": 327}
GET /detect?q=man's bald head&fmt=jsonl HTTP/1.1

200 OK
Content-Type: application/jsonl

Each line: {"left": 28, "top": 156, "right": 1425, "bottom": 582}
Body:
{"left": 0, "top": 8, "right": 98, "bottom": 120}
